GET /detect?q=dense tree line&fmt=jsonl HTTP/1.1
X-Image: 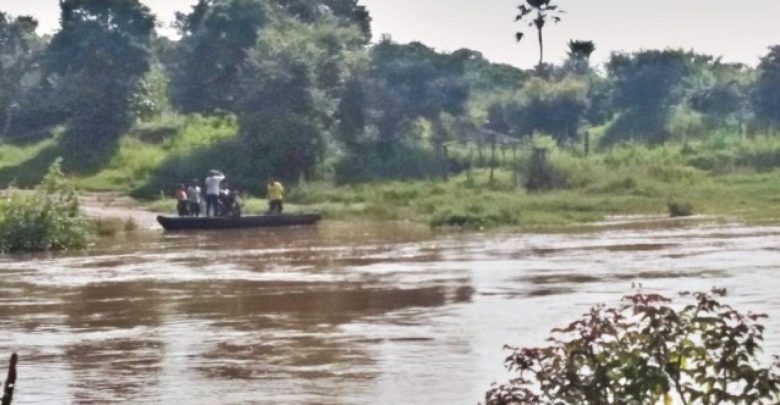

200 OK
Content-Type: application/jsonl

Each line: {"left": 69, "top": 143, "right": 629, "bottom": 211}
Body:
{"left": 1, "top": 0, "right": 780, "bottom": 182}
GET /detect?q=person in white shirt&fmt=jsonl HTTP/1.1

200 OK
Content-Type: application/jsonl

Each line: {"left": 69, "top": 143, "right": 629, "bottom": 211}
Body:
{"left": 204, "top": 170, "right": 225, "bottom": 217}
{"left": 186, "top": 180, "right": 202, "bottom": 217}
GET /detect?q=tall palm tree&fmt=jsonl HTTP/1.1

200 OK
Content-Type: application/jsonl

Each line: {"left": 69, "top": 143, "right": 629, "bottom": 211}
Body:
{"left": 515, "top": 0, "right": 564, "bottom": 67}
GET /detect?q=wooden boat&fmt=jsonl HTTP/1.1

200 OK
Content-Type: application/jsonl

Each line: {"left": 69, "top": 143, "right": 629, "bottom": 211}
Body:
{"left": 157, "top": 213, "right": 321, "bottom": 231}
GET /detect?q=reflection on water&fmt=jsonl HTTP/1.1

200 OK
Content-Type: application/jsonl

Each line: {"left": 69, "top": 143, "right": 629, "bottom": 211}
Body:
{"left": 3, "top": 220, "right": 780, "bottom": 403}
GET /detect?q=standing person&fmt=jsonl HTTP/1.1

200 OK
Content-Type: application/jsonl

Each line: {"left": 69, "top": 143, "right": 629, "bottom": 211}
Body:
{"left": 204, "top": 170, "right": 225, "bottom": 217}
{"left": 175, "top": 183, "right": 189, "bottom": 217}
{"left": 267, "top": 177, "right": 284, "bottom": 214}
{"left": 186, "top": 179, "right": 202, "bottom": 217}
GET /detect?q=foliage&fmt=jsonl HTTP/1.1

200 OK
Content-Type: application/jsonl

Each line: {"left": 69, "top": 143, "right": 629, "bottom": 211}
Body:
{"left": 0, "top": 159, "right": 88, "bottom": 252}
{"left": 275, "top": 0, "right": 372, "bottom": 41}
{"left": 0, "top": 12, "right": 43, "bottom": 139}
{"left": 334, "top": 143, "right": 442, "bottom": 183}
{"left": 170, "top": 0, "right": 268, "bottom": 113}
{"left": 236, "top": 13, "right": 366, "bottom": 180}
{"left": 486, "top": 289, "right": 780, "bottom": 404}
{"left": 604, "top": 50, "right": 692, "bottom": 143}
{"left": 130, "top": 61, "right": 173, "bottom": 121}
{"left": 494, "top": 77, "right": 589, "bottom": 142}
{"left": 754, "top": 46, "right": 780, "bottom": 127}
{"left": 335, "top": 76, "right": 366, "bottom": 149}
{"left": 43, "top": 0, "right": 155, "bottom": 169}
{"left": 364, "top": 39, "right": 469, "bottom": 157}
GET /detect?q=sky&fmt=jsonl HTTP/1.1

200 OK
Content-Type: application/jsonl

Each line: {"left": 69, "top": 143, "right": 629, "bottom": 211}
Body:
{"left": 2, "top": 0, "right": 779, "bottom": 69}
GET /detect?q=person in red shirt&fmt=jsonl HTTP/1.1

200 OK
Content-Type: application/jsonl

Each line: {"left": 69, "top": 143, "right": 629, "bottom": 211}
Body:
{"left": 175, "top": 183, "right": 189, "bottom": 217}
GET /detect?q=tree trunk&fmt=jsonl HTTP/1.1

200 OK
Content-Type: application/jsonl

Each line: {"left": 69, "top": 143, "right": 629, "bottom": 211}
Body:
{"left": 467, "top": 146, "right": 474, "bottom": 182}
{"left": 512, "top": 145, "right": 518, "bottom": 187}
{"left": 442, "top": 145, "right": 449, "bottom": 180}
{"left": 489, "top": 135, "right": 497, "bottom": 185}
{"left": 537, "top": 27, "right": 544, "bottom": 66}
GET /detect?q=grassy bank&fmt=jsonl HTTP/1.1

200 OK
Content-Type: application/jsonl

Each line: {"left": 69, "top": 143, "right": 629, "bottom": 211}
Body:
{"left": 4, "top": 116, "right": 780, "bottom": 230}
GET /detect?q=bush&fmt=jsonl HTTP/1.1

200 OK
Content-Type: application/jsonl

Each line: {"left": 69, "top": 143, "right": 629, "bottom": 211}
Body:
{"left": 485, "top": 289, "right": 780, "bottom": 405}
{"left": 668, "top": 200, "right": 694, "bottom": 217}
{"left": 0, "top": 159, "right": 88, "bottom": 252}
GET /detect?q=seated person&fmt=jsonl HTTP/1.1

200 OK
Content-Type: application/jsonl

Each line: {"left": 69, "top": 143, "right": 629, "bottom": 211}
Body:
{"left": 218, "top": 184, "right": 242, "bottom": 217}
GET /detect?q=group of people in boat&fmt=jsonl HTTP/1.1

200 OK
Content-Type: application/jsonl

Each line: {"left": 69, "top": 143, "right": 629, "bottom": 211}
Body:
{"left": 174, "top": 170, "right": 285, "bottom": 218}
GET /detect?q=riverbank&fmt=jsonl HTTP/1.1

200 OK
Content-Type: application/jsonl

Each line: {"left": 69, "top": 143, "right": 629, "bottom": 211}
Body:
{"left": 5, "top": 117, "right": 780, "bottom": 230}
{"left": 139, "top": 166, "right": 780, "bottom": 231}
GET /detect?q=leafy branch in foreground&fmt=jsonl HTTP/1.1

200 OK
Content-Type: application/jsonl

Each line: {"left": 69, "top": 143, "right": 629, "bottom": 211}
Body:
{"left": 485, "top": 288, "right": 780, "bottom": 404}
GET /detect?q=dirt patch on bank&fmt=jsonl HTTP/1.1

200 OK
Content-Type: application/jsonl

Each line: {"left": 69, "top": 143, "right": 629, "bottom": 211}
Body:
{"left": 79, "top": 192, "right": 160, "bottom": 230}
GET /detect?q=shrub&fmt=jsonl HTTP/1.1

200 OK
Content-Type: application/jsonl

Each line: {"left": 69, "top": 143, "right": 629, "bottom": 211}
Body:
{"left": 668, "top": 200, "right": 694, "bottom": 217}
{"left": 0, "top": 159, "right": 88, "bottom": 252}
{"left": 485, "top": 289, "right": 780, "bottom": 405}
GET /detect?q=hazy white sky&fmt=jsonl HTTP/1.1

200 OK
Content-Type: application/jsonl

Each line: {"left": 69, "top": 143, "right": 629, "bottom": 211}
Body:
{"left": 2, "top": 0, "right": 779, "bottom": 68}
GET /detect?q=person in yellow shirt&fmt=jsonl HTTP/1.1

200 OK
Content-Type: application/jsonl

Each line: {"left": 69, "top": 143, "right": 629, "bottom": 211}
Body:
{"left": 267, "top": 178, "right": 285, "bottom": 214}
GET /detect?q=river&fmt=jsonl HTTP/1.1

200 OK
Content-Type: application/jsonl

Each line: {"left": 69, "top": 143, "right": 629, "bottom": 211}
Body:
{"left": 2, "top": 219, "right": 780, "bottom": 404}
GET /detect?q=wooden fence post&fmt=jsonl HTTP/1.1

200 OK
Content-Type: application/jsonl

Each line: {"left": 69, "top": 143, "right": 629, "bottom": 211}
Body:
{"left": 2, "top": 353, "right": 17, "bottom": 405}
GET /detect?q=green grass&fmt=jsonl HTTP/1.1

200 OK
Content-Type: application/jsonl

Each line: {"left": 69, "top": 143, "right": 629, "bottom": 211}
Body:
{"left": 78, "top": 114, "right": 239, "bottom": 194}
{"left": 0, "top": 138, "right": 60, "bottom": 187}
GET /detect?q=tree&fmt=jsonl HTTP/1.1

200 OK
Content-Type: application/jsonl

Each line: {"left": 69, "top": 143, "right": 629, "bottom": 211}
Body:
{"left": 275, "top": 0, "right": 372, "bottom": 41}
{"left": 496, "top": 77, "right": 589, "bottom": 143}
{"left": 44, "top": 0, "right": 155, "bottom": 169}
{"left": 754, "top": 46, "right": 780, "bottom": 127}
{"left": 486, "top": 289, "right": 780, "bottom": 404}
{"left": 367, "top": 39, "right": 468, "bottom": 157}
{"left": 0, "top": 13, "right": 44, "bottom": 138}
{"left": 690, "top": 81, "right": 747, "bottom": 130}
{"left": 170, "top": 0, "right": 267, "bottom": 113}
{"left": 604, "top": 50, "right": 691, "bottom": 143}
{"left": 236, "top": 56, "right": 322, "bottom": 180}
{"left": 564, "top": 39, "right": 595, "bottom": 75}
{"left": 515, "top": 0, "right": 563, "bottom": 67}
{"left": 234, "top": 14, "right": 366, "bottom": 180}
{"left": 335, "top": 76, "right": 366, "bottom": 149}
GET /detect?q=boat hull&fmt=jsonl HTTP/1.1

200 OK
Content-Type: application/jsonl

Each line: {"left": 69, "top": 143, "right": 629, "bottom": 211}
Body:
{"left": 157, "top": 214, "right": 321, "bottom": 231}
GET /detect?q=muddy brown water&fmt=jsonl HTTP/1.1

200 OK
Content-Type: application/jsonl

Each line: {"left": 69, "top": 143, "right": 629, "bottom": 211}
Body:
{"left": 3, "top": 220, "right": 780, "bottom": 404}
